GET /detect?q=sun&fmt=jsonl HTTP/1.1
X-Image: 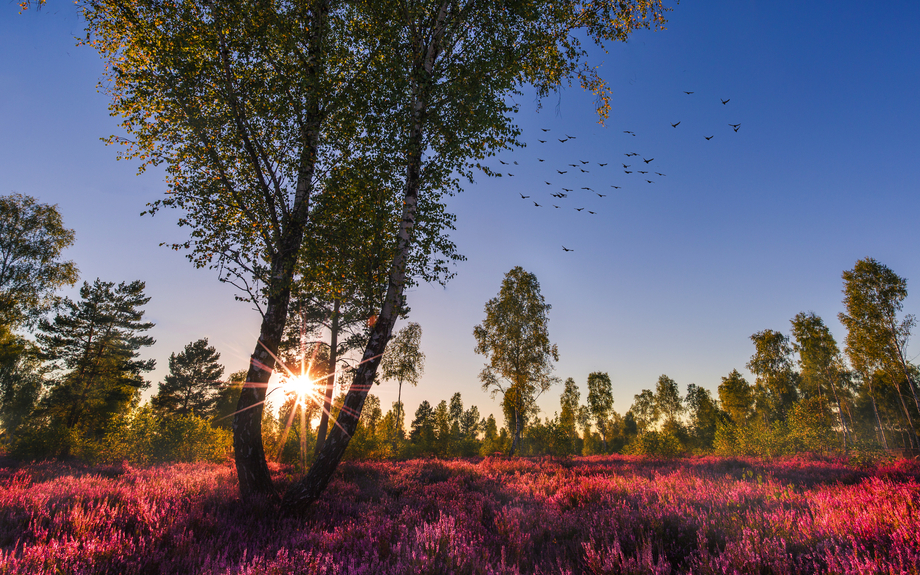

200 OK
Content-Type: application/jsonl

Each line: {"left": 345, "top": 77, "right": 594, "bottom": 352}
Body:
{"left": 282, "top": 374, "right": 319, "bottom": 404}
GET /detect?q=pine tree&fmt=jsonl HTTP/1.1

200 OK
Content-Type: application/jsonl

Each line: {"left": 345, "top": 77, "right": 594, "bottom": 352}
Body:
{"left": 36, "top": 279, "right": 155, "bottom": 437}
{"left": 152, "top": 338, "right": 225, "bottom": 417}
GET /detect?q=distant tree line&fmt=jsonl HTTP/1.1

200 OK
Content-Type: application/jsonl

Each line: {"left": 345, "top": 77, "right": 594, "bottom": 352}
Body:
{"left": 2, "top": 193, "right": 917, "bottom": 463}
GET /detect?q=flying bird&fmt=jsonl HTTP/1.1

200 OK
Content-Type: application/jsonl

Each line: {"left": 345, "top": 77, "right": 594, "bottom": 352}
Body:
{"left": 580, "top": 160, "right": 590, "bottom": 164}
{"left": 624, "top": 170, "right": 633, "bottom": 174}
{"left": 596, "top": 193, "right": 607, "bottom": 197}
{"left": 507, "top": 173, "right": 515, "bottom": 176}
{"left": 553, "top": 205, "right": 560, "bottom": 208}
{"left": 580, "top": 169, "right": 589, "bottom": 173}
{"left": 655, "top": 172, "right": 666, "bottom": 177}
{"left": 575, "top": 208, "right": 584, "bottom": 211}
{"left": 562, "top": 246, "right": 573, "bottom": 252}
{"left": 545, "top": 181, "right": 552, "bottom": 185}
{"left": 562, "top": 188, "right": 573, "bottom": 192}
{"left": 598, "top": 163, "right": 608, "bottom": 166}
{"left": 581, "top": 187, "right": 593, "bottom": 191}
{"left": 705, "top": 136, "right": 714, "bottom": 140}
{"left": 588, "top": 211, "right": 596, "bottom": 214}
{"left": 684, "top": 91, "right": 694, "bottom": 94}
{"left": 643, "top": 158, "right": 654, "bottom": 164}
{"left": 671, "top": 121, "right": 681, "bottom": 128}
{"left": 566, "top": 134, "right": 576, "bottom": 139}
{"left": 519, "top": 193, "right": 530, "bottom": 199}
{"left": 541, "top": 128, "right": 550, "bottom": 132}
{"left": 538, "top": 158, "right": 545, "bottom": 162}
{"left": 538, "top": 139, "right": 546, "bottom": 143}
{"left": 558, "top": 138, "right": 569, "bottom": 143}
{"left": 513, "top": 161, "right": 518, "bottom": 165}
{"left": 625, "top": 152, "right": 638, "bottom": 157}
{"left": 557, "top": 170, "right": 567, "bottom": 174}
{"left": 638, "top": 170, "right": 648, "bottom": 174}
{"left": 623, "top": 130, "right": 635, "bottom": 136}
{"left": 499, "top": 160, "right": 508, "bottom": 164}
{"left": 610, "top": 185, "right": 621, "bottom": 189}
{"left": 569, "top": 163, "right": 579, "bottom": 167}
{"left": 646, "top": 180, "right": 654, "bottom": 184}
{"left": 721, "top": 98, "right": 730, "bottom": 105}
{"left": 533, "top": 201, "right": 541, "bottom": 207}
{"left": 622, "top": 163, "right": 631, "bottom": 169}
{"left": 732, "top": 125, "right": 741, "bottom": 132}
{"left": 729, "top": 123, "right": 741, "bottom": 129}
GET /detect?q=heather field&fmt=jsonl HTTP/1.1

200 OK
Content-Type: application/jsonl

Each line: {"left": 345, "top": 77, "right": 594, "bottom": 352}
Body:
{"left": 1, "top": 455, "right": 918, "bottom": 574}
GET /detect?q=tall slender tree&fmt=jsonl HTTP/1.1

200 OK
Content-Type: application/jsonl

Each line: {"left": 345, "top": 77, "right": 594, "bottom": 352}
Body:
{"left": 559, "top": 377, "right": 580, "bottom": 446}
{"left": 474, "top": 267, "right": 558, "bottom": 455}
{"left": 790, "top": 312, "right": 853, "bottom": 450}
{"left": 587, "top": 372, "right": 614, "bottom": 451}
{"left": 839, "top": 258, "right": 919, "bottom": 449}
{"left": 380, "top": 322, "right": 425, "bottom": 447}
{"left": 747, "top": 330, "right": 799, "bottom": 421}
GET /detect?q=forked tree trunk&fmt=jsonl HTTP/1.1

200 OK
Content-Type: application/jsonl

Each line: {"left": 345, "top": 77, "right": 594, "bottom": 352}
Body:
{"left": 232, "top": 0, "right": 327, "bottom": 499}
{"left": 233, "top": 233, "right": 306, "bottom": 499}
{"left": 282, "top": 7, "right": 449, "bottom": 512}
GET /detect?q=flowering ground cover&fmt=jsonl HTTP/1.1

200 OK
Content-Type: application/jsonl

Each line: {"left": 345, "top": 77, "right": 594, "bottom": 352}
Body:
{"left": 0, "top": 454, "right": 917, "bottom": 574}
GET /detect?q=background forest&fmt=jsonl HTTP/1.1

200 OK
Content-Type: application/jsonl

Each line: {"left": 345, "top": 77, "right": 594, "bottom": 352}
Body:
{"left": 3, "top": 191, "right": 918, "bottom": 466}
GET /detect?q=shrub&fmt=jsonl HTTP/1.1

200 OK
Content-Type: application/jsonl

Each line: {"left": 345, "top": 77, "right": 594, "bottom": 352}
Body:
{"left": 94, "top": 406, "right": 231, "bottom": 465}
{"left": 623, "top": 430, "right": 684, "bottom": 457}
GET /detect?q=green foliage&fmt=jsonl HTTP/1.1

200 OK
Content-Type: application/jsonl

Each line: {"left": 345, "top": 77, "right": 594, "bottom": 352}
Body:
{"left": 152, "top": 338, "right": 225, "bottom": 417}
{"left": 718, "top": 369, "right": 754, "bottom": 425}
{"left": 97, "top": 407, "right": 231, "bottom": 465}
{"left": 0, "top": 330, "right": 44, "bottom": 436}
{"left": 747, "top": 329, "right": 799, "bottom": 421}
{"left": 211, "top": 370, "right": 246, "bottom": 430}
{"left": 475, "top": 267, "right": 559, "bottom": 455}
{"left": 714, "top": 399, "right": 836, "bottom": 458}
{"left": 10, "top": 406, "right": 231, "bottom": 464}
{"left": 654, "top": 374, "right": 684, "bottom": 426}
{"left": 0, "top": 193, "right": 78, "bottom": 330}
{"left": 685, "top": 383, "right": 720, "bottom": 451}
{"left": 35, "top": 279, "right": 155, "bottom": 438}
{"left": 623, "top": 430, "right": 684, "bottom": 457}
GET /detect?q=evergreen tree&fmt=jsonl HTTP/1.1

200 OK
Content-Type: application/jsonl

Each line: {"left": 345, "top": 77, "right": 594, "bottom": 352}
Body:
{"left": 152, "top": 338, "right": 225, "bottom": 417}
{"left": 410, "top": 400, "right": 435, "bottom": 452}
{"left": 36, "top": 279, "right": 155, "bottom": 438}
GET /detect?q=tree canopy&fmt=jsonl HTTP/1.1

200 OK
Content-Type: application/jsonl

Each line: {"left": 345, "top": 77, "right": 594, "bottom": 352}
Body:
{"left": 0, "top": 193, "right": 78, "bottom": 330}
{"left": 475, "top": 266, "right": 558, "bottom": 455}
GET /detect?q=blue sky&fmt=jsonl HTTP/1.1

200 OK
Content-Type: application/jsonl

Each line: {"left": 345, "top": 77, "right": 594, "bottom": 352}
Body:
{"left": 2, "top": 1, "right": 919, "bottom": 424}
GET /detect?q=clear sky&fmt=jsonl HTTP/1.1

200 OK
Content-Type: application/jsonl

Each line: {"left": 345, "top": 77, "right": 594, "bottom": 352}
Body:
{"left": 3, "top": 1, "right": 919, "bottom": 425}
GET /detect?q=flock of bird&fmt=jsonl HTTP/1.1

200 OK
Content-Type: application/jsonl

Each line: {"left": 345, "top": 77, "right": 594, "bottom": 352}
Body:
{"left": 486, "top": 92, "right": 742, "bottom": 252}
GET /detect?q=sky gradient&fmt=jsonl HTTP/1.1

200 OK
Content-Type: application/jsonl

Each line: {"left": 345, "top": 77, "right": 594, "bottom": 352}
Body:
{"left": 3, "top": 1, "right": 919, "bottom": 425}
